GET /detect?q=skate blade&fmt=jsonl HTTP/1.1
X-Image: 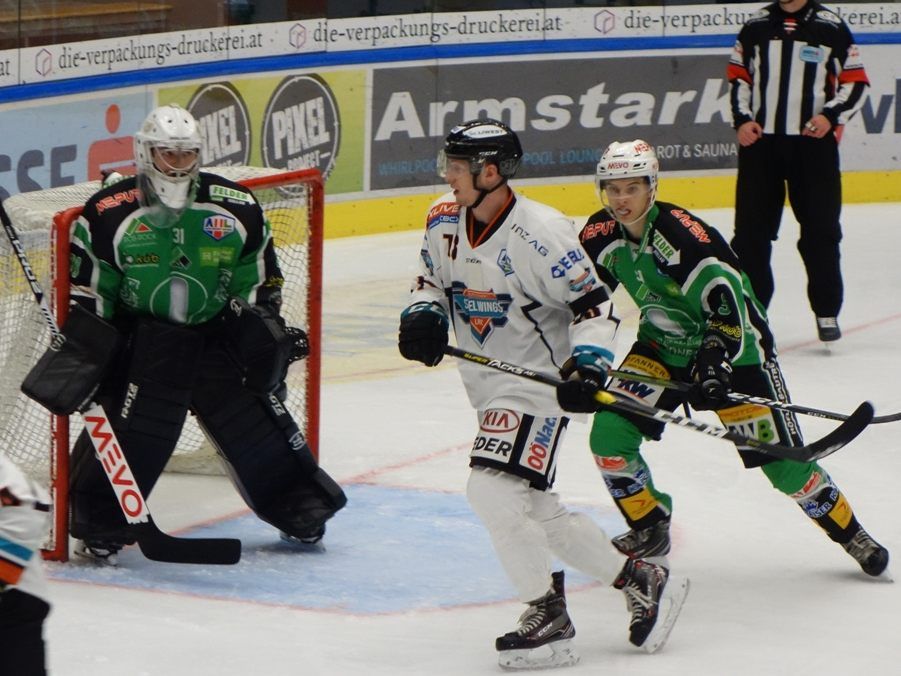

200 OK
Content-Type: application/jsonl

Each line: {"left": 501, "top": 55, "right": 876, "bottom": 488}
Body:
{"left": 498, "top": 639, "right": 580, "bottom": 671}
{"left": 642, "top": 576, "right": 690, "bottom": 654}
{"left": 279, "top": 532, "right": 326, "bottom": 553}
{"left": 866, "top": 567, "right": 894, "bottom": 583}
{"left": 73, "top": 544, "right": 119, "bottom": 567}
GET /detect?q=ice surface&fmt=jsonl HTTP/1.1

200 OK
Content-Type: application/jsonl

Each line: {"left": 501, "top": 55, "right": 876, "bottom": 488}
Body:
{"left": 45, "top": 203, "right": 901, "bottom": 675}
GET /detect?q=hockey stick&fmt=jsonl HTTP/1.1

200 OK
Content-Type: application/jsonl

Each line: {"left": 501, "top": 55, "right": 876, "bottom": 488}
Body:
{"left": 0, "top": 198, "right": 240, "bottom": 565}
{"left": 444, "top": 346, "right": 873, "bottom": 463}
{"left": 607, "top": 368, "right": 901, "bottom": 424}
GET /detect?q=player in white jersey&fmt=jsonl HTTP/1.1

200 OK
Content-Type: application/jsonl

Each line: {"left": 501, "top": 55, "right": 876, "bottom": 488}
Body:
{"left": 0, "top": 453, "right": 52, "bottom": 675}
{"left": 398, "top": 119, "right": 688, "bottom": 669}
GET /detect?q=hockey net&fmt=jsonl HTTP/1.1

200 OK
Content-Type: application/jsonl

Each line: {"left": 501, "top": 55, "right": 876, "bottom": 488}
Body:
{"left": 0, "top": 167, "right": 323, "bottom": 561}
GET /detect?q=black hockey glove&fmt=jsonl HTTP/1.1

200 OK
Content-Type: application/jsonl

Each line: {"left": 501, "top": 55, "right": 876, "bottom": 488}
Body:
{"left": 398, "top": 302, "right": 449, "bottom": 367}
{"left": 220, "top": 297, "right": 301, "bottom": 395}
{"left": 689, "top": 336, "right": 733, "bottom": 411}
{"left": 556, "top": 345, "right": 614, "bottom": 413}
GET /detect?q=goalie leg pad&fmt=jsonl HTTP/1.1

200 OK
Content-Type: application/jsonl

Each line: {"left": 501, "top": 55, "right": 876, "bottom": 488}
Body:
{"left": 21, "top": 303, "right": 123, "bottom": 415}
{"left": 192, "top": 348, "right": 346, "bottom": 538}
{"left": 70, "top": 320, "right": 204, "bottom": 540}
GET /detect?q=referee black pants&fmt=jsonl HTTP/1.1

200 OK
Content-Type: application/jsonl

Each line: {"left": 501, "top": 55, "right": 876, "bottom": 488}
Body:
{"left": 731, "top": 134, "right": 843, "bottom": 317}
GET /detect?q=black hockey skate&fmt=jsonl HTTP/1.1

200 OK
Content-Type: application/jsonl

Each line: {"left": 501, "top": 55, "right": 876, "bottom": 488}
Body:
{"left": 612, "top": 519, "right": 671, "bottom": 558}
{"left": 496, "top": 571, "right": 579, "bottom": 670}
{"left": 613, "top": 559, "right": 689, "bottom": 653}
{"left": 843, "top": 527, "right": 891, "bottom": 579}
{"left": 816, "top": 316, "right": 842, "bottom": 342}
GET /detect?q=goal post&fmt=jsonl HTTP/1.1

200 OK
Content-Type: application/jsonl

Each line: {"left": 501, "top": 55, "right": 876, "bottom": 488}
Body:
{"left": 0, "top": 167, "right": 324, "bottom": 561}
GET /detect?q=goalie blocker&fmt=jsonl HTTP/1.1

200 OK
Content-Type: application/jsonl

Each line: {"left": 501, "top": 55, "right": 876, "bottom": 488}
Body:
{"left": 24, "top": 308, "right": 344, "bottom": 551}
{"left": 21, "top": 303, "right": 123, "bottom": 415}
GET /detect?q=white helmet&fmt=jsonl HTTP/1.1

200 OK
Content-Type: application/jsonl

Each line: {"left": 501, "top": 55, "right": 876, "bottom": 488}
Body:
{"left": 134, "top": 104, "right": 202, "bottom": 214}
{"left": 595, "top": 139, "right": 659, "bottom": 202}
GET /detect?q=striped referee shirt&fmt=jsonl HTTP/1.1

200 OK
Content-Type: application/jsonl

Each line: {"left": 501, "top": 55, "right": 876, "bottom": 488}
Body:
{"left": 727, "top": 1, "right": 869, "bottom": 135}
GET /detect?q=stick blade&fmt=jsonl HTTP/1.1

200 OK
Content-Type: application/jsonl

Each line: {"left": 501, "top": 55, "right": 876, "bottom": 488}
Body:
{"left": 797, "top": 401, "right": 875, "bottom": 462}
{"left": 132, "top": 520, "right": 242, "bottom": 565}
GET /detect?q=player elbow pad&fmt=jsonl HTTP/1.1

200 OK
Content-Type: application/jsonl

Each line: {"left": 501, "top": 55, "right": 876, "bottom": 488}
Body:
{"left": 21, "top": 304, "right": 123, "bottom": 415}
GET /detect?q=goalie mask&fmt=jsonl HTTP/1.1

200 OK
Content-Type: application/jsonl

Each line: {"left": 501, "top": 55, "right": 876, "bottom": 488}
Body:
{"left": 134, "top": 104, "right": 202, "bottom": 223}
{"left": 595, "top": 140, "right": 659, "bottom": 228}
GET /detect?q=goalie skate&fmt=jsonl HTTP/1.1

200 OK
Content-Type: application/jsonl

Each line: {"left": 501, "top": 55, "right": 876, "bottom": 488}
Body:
{"left": 73, "top": 539, "right": 122, "bottom": 566}
{"left": 614, "top": 559, "right": 689, "bottom": 654}
{"left": 279, "top": 525, "right": 326, "bottom": 552}
{"left": 496, "top": 571, "right": 580, "bottom": 671}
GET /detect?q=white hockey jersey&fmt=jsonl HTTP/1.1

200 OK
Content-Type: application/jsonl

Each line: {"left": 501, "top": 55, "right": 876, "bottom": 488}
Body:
{"left": 408, "top": 190, "right": 619, "bottom": 414}
{"left": 0, "top": 453, "right": 51, "bottom": 603}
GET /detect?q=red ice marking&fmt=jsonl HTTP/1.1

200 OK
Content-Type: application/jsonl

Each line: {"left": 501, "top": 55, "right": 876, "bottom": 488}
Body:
{"left": 780, "top": 312, "right": 901, "bottom": 353}
{"left": 341, "top": 443, "right": 469, "bottom": 485}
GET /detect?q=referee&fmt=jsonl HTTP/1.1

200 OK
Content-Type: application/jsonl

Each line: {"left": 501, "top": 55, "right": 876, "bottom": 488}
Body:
{"left": 727, "top": 0, "right": 869, "bottom": 342}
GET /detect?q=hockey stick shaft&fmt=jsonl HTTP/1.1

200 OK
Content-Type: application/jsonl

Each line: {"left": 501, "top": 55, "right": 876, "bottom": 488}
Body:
{"left": 444, "top": 346, "right": 873, "bottom": 462}
{"left": 0, "top": 200, "right": 64, "bottom": 347}
{"left": 0, "top": 199, "right": 240, "bottom": 564}
{"left": 607, "top": 368, "right": 901, "bottom": 424}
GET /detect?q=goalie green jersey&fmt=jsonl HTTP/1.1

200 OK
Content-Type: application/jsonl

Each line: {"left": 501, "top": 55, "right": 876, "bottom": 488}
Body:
{"left": 578, "top": 202, "right": 775, "bottom": 368}
{"left": 69, "top": 173, "right": 284, "bottom": 324}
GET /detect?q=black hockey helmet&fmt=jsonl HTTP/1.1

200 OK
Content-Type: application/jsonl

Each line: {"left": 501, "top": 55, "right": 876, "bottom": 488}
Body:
{"left": 439, "top": 119, "right": 523, "bottom": 179}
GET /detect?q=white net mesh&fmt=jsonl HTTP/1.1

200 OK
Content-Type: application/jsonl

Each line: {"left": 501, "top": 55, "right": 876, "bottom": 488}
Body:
{"left": 0, "top": 167, "right": 317, "bottom": 493}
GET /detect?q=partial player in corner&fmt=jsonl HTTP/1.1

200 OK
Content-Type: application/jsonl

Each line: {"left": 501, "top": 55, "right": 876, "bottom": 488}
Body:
{"left": 398, "top": 119, "right": 689, "bottom": 670}
{"left": 23, "top": 104, "right": 346, "bottom": 564}
{"left": 568, "top": 139, "right": 888, "bottom": 580}
{"left": 0, "top": 453, "right": 52, "bottom": 675}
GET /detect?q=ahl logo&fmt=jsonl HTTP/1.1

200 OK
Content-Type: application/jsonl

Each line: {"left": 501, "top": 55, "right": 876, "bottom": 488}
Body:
{"left": 452, "top": 282, "right": 512, "bottom": 345}
{"left": 203, "top": 214, "right": 236, "bottom": 240}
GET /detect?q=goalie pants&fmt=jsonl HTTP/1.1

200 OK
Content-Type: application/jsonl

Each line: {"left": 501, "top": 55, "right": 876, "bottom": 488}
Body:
{"left": 589, "top": 341, "right": 864, "bottom": 545}
{"left": 731, "top": 134, "right": 843, "bottom": 316}
{"left": 69, "top": 321, "right": 345, "bottom": 543}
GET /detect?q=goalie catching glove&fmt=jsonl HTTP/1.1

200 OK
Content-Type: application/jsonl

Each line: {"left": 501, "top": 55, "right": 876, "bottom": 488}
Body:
{"left": 688, "top": 335, "right": 733, "bottom": 411}
{"left": 556, "top": 344, "right": 614, "bottom": 413}
{"left": 220, "top": 296, "right": 308, "bottom": 395}
{"left": 21, "top": 303, "right": 123, "bottom": 415}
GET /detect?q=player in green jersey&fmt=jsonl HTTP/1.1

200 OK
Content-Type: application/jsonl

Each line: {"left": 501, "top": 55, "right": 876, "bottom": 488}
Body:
{"left": 26, "top": 105, "right": 345, "bottom": 563}
{"left": 557, "top": 139, "right": 888, "bottom": 578}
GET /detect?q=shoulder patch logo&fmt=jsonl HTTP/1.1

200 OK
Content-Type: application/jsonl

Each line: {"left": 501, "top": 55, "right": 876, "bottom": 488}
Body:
{"left": 203, "top": 214, "right": 236, "bottom": 240}
{"left": 427, "top": 202, "right": 461, "bottom": 230}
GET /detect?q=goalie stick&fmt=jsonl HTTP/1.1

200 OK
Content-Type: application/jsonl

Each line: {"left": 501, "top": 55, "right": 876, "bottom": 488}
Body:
{"left": 606, "top": 368, "right": 901, "bottom": 424}
{"left": 444, "top": 346, "right": 874, "bottom": 463}
{"left": 0, "top": 198, "right": 240, "bottom": 565}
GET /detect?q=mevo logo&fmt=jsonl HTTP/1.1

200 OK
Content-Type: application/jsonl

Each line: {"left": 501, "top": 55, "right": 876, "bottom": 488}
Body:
{"left": 262, "top": 74, "right": 340, "bottom": 187}
{"left": 187, "top": 82, "right": 251, "bottom": 166}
